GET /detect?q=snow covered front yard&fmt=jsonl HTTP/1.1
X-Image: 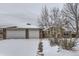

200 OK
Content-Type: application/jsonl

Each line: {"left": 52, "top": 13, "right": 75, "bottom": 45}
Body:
{"left": 42, "top": 39, "right": 79, "bottom": 56}
{"left": 0, "top": 39, "right": 39, "bottom": 56}
{"left": 0, "top": 39, "right": 79, "bottom": 56}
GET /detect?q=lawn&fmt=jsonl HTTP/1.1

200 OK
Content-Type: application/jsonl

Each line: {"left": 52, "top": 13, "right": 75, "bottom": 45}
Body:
{"left": 0, "top": 39, "right": 79, "bottom": 56}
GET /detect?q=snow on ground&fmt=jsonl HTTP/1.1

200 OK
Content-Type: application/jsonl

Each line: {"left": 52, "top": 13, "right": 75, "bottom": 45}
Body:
{"left": 0, "top": 39, "right": 79, "bottom": 56}
{"left": 0, "top": 39, "right": 39, "bottom": 56}
{"left": 42, "top": 39, "right": 79, "bottom": 56}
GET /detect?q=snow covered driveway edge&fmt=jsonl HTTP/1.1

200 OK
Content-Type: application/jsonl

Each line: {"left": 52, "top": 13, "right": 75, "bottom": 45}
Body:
{"left": 0, "top": 39, "right": 39, "bottom": 56}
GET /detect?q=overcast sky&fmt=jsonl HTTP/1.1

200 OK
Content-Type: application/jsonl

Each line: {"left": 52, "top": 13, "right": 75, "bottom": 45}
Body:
{"left": 0, "top": 3, "right": 63, "bottom": 26}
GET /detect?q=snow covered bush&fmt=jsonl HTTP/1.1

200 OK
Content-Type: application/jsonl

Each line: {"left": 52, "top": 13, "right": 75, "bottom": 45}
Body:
{"left": 49, "top": 38, "right": 56, "bottom": 46}
{"left": 49, "top": 38, "right": 61, "bottom": 47}
{"left": 60, "top": 38, "right": 76, "bottom": 50}
{"left": 49, "top": 38, "right": 76, "bottom": 50}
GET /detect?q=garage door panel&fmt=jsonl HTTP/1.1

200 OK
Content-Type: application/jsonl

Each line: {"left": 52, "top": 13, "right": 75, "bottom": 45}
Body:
{"left": 29, "top": 29, "right": 39, "bottom": 39}
{"left": 6, "top": 30, "right": 25, "bottom": 39}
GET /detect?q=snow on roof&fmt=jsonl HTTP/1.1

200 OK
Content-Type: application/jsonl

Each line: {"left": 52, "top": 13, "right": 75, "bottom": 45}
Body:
{"left": 0, "top": 24, "right": 15, "bottom": 28}
{"left": 17, "top": 25, "right": 42, "bottom": 29}
{"left": 0, "top": 24, "right": 42, "bottom": 29}
{"left": 43, "top": 25, "right": 60, "bottom": 31}
{"left": 62, "top": 26, "right": 75, "bottom": 32}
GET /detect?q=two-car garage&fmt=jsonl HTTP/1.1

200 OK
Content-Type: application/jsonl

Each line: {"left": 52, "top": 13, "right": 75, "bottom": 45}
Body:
{"left": 5, "top": 28, "right": 40, "bottom": 39}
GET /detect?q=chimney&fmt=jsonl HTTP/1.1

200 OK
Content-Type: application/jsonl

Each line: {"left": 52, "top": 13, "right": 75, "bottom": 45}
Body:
{"left": 27, "top": 23, "right": 31, "bottom": 25}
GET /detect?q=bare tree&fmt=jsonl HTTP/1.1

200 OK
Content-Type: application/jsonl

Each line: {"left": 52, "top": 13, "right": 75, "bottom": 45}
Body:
{"left": 50, "top": 7, "right": 63, "bottom": 38}
{"left": 50, "top": 7, "right": 60, "bottom": 26}
{"left": 38, "top": 6, "right": 49, "bottom": 29}
{"left": 62, "top": 3, "right": 79, "bottom": 38}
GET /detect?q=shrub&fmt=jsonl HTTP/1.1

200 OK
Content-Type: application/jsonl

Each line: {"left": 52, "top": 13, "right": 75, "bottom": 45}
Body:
{"left": 49, "top": 38, "right": 76, "bottom": 50}
{"left": 49, "top": 38, "right": 60, "bottom": 47}
{"left": 60, "top": 38, "right": 76, "bottom": 50}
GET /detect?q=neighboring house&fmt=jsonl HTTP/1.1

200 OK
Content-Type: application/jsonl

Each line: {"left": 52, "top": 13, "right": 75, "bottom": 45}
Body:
{"left": 0, "top": 25, "right": 43, "bottom": 39}
{"left": 43, "top": 25, "right": 77, "bottom": 38}
{"left": 62, "top": 26, "right": 76, "bottom": 38}
{"left": 62, "top": 30, "right": 76, "bottom": 38}
{"left": 43, "top": 26, "right": 65, "bottom": 38}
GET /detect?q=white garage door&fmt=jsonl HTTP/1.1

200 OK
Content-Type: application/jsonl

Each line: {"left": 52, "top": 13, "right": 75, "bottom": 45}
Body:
{"left": 6, "top": 29, "right": 26, "bottom": 39}
{"left": 29, "top": 29, "right": 39, "bottom": 39}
